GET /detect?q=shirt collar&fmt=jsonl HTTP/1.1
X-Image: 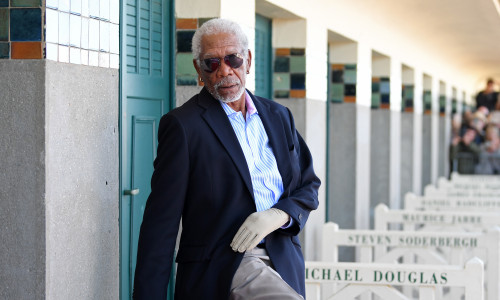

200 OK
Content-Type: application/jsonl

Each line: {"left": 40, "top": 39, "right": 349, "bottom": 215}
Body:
{"left": 220, "top": 91, "right": 258, "bottom": 117}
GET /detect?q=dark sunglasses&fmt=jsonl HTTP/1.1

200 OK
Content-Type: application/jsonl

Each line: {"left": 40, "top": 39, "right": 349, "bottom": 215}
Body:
{"left": 200, "top": 53, "right": 244, "bottom": 73}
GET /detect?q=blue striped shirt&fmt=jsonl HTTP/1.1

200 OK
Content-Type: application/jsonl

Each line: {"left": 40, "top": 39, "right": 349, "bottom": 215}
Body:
{"left": 220, "top": 93, "right": 284, "bottom": 212}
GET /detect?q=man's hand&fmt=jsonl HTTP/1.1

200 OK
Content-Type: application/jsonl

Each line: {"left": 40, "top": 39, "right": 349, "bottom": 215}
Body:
{"left": 230, "top": 208, "right": 289, "bottom": 253}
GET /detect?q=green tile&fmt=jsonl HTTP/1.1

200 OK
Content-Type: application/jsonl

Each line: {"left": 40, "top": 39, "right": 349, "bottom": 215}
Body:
{"left": 11, "top": 0, "right": 40, "bottom": 7}
{"left": 0, "top": 42, "right": 9, "bottom": 58}
{"left": 371, "top": 93, "right": 381, "bottom": 108}
{"left": 344, "top": 69, "right": 357, "bottom": 84}
{"left": 345, "top": 64, "right": 356, "bottom": 70}
{"left": 176, "top": 53, "right": 198, "bottom": 76}
{"left": 329, "top": 83, "right": 344, "bottom": 102}
{"left": 0, "top": 9, "right": 8, "bottom": 41}
{"left": 274, "top": 90, "right": 290, "bottom": 98}
{"left": 289, "top": 56, "right": 305, "bottom": 73}
{"left": 176, "top": 75, "right": 197, "bottom": 86}
{"left": 273, "top": 73, "right": 290, "bottom": 90}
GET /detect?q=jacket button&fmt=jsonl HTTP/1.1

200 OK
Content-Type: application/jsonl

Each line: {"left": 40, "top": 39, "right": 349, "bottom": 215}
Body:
{"left": 298, "top": 213, "right": 302, "bottom": 220}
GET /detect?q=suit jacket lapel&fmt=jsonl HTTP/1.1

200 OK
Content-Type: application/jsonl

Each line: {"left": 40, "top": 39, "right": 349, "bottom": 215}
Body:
{"left": 198, "top": 88, "right": 254, "bottom": 199}
{"left": 250, "top": 92, "right": 293, "bottom": 190}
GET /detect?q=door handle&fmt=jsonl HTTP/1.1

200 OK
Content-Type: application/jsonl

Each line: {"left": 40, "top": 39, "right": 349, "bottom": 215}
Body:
{"left": 124, "top": 188, "right": 139, "bottom": 196}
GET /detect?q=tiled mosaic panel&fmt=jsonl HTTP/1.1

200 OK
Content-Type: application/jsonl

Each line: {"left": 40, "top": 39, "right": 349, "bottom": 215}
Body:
{"left": 274, "top": 48, "right": 306, "bottom": 99}
{"left": 402, "top": 84, "right": 414, "bottom": 112}
{"left": 372, "top": 77, "right": 390, "bottom": 109}
{"left": 0, "top": 0, "right": 43, "bottom": 59}
{"left": 423, "top": 90, "right": 432, "bottom": 113}
{"left": 176, "top": 18, "right": 213, "bottom": 86}
{"left": 328, "top": 64, "right": 357, "bottom": 103}
{"left": 452, "top": 99, "right": 457, "bottom": 114}
{"left": 439, "top": 95, "right": 446, "bottom": 115}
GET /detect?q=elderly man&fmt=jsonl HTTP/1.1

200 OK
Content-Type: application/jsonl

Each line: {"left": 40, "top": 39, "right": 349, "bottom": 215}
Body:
{"left": 133, "top": 18, "right": 320, "bottom": 299}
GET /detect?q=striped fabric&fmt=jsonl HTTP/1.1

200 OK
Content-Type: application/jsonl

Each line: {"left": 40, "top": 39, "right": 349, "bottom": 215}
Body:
{"left": 220, "top": 92, "right": 284, "bottom": 212}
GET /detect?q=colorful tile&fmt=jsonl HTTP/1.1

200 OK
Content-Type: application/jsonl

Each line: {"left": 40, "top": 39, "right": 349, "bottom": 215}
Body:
{"left": 345, "top": 64, "right": 356, "bottom": 70}
{"left": 344, "top": 69, "right": 356, "bottom": 84}
{"left": 344, "top": 84, "right": 356, "bottom": 96}
{"left": 381, "top": 94, "right": 390, "bottom": 104}
{"left": 274, "top": 56, "right": 289, "bottom": 72}
{"left": 371, "top": 94, "right": 381, "bottom": 108}
{"left": 274, "top": 90, "right": 289, "bottom": 98}
{"left": 177, "top": 30, "right": 194, "bottom": 53}
{"left": 198, "top": 18, "right": 213, "bottom": 27}
{"left": 176, "top": 19, "right": 197, "bottom": 29}
{"left": 273, "top": 73, "right": 290, "bottom": 91}
{"left": 176, "top": 75, "right": 197, "bottom": 86}
{"left": 0, "top": 9, "right": 8, "bottom": 41}
{"left": 11, "top": 41, "right": 42, "bottom": 58}
{"left": 289, "top": 56, "right": 305, "bottom": 73}
{"left": 10, "top": 8, "right": 42, "bottom": 41}
{"left": 290, "top": 90, "right": 305, "bottom": 98}
{"left": 0, "top": 0, "right": 8, "bottom": 7}
{"left": 344, "top": 96, "right": 356, "bottom": 103}
{"left": 290, "top": 48, "right": 304, "bottom": 56}
{"left": 11, "top": 0, "right": 40, "bottom": 7}
{"left": 290, "top": 73, "right": 305, "bottom": 90}
{"left": 329, "top": 83, "right": 344, "bottom": 102}
{"left": 331, "top": 69, "right": 343, "bottom": 83}
{"left": 0, "top": 42, "right": 9, "bottom": 58}
{"left": 176, "top": 53, "right": 197, "bottom": 76}
{"left": 275, "top": 48, "right": 290, "bottom": 56}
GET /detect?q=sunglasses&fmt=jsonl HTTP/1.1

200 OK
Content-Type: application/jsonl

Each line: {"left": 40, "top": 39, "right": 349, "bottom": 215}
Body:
{"left": 200, "top": 53, "right": 244, "bottom": 73}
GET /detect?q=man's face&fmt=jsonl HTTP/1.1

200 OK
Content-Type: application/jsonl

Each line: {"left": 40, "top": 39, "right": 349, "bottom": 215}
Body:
{"left": 193, "top": 32, "right": 251, "bottom": 103}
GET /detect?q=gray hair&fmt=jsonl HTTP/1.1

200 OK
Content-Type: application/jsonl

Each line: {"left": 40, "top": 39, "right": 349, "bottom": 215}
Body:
{"left": 192, "top": 18, "right": 248, "bottom": 64}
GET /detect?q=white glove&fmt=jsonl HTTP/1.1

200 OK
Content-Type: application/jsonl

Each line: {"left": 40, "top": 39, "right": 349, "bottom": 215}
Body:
{"left": 230, "top": 208, "right": 290, "bottom": 253}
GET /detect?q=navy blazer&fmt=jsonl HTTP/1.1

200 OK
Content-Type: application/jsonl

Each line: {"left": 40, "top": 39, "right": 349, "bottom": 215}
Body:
{"left": 133, "top": 88, "right": 320, "bottom": 299}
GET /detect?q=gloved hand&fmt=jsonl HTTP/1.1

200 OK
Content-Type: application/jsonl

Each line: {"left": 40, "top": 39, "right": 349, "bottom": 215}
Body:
{"left": 230, "top": 208, "right": 290, "bottom": 253}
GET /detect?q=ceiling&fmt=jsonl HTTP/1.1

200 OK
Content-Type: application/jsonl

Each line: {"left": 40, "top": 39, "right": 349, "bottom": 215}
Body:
{"left": 257, "top": 0, "right": 500, "bottom": 92}
{"left": 345, "top": 0, "right": 500, "bottom": 90}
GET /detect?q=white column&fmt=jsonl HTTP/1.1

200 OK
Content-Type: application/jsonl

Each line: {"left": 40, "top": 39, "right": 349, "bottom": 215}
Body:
{"left": 389, "top": 58, "right": 401, "bottom": 209}
{"left": 413, "top": 68, "right": 423, "bottom": 195}
{"left": 355, "top": 42, "right": 371, "bottom": 230}
{"left": 431, "top": 77, "right": 440, "bottom": 185}
{"left": 304, "top": 19, "right": 327, "bottom": 261}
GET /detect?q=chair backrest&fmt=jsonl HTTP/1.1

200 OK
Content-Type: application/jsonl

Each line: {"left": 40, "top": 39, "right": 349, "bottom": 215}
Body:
{"left": 451, "top": 172, "right": 500, "bottom": 182}
{"left": 404, "top": 192, "right": 500, "bottom": 211}
{"left": 425, "top": 183, "right": 500, "bottom": 198}
{"left": 437, "top": 177, "right": 500, "bottom": 190}
{"left": 305, "top": 258, "right": 484, "bottom": 300}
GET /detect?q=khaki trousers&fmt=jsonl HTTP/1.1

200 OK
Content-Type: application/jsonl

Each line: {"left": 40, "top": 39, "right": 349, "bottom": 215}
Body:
{"left": 229, "top": 247, "right": 304, "bottom": 300}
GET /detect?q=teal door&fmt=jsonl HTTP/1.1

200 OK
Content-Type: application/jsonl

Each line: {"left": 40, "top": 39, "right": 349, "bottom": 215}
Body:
{"left": 255, "top": 14, "right": 272, "bottom": 99}
{"left": 119, "top": 0, "right": 175, "bottom": 298}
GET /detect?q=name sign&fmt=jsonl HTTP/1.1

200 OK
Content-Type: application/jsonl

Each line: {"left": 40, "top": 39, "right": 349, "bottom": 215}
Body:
{"left": 345, "top": 233, "right": 478, "bottom": 248}
{"left": 305, "top": 265, "right": 447, "bottom": 285}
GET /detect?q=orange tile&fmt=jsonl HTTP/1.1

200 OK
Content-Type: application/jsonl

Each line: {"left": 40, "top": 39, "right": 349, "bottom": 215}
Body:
{"left": 176, "top": 18, "right": 198, "bottom": 29}
{"left": 11, "top": 42, "right": 42, "bottom": 59}
{"left": 290, "top": 89, "right": 306, "bottom": 98}
{"left": 344, "top": 96, "right": 356, "bottom": 103}
{"left": 380, "top": 103, "right": 390, "bottom": 109}
{"left": 404, "top": 107, "right": 414, "bottom": 113}
{"left": 275, "top": 48, "right": 290, "bottom": 56}
{"left": 424, "top": 110, "right": 432, "bottom": 115}
{"left": 372, "top": 77, "right": 380, "bottom": 83}
{"left": 439, "top": 112, "right": 445, "bottom": 117}
{"left": 331, "top": 64, "right": 344, "bottom": 70}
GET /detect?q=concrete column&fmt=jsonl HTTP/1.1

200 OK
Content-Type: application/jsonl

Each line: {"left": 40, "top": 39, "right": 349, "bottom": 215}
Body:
{"left": 412, "top": 69, "right": 423, "bottom": 195}
{"left": 370, "top": 54, "right": 391, "bottom": 227}
{"left": 303, "top": 19, "right": 327, "bottom": 261}
{"left": 273, "top": 18, "right": 326, "bottom": 260}
{"left": 400, "top": 66, "right": 414, "bottom": 202}
{"left": 421, "top": 75, "right": 433, "bottom": 191}
{"left": 431, "top": 77, "right": 441, "bottom": 185}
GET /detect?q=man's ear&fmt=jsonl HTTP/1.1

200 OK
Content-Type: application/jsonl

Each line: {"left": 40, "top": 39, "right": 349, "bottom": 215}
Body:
{"left": 246, "top": 49, "right": 252, "bottom": 72}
